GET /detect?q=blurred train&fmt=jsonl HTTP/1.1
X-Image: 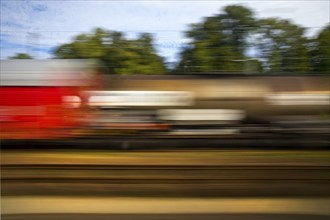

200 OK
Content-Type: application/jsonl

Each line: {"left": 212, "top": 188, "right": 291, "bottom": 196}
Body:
{"left": 1, "top": 59, "right": 329, "bottom": 140}
{"left": 85, "top": 74, "right": 330, "bottom": 136}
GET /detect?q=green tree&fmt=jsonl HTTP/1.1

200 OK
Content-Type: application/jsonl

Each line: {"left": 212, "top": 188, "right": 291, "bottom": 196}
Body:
{"left": 9, "top": 53, "right": 33, "bottom": 59}
{"left": 54, "top": 28, "right": 166, "bottom": 74}
{"left": 254, "top": 18, "right": 310, "bottom": 73}
{"left": 175, "top": 5, "right": 257, "bottom": 73}
{"left": 309, "top": 25, "right": 330, "bottom": 73}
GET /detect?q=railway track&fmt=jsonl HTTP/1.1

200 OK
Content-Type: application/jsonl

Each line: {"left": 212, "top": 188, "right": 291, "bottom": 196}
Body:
{"left": 2, "top": 164, "right": 329, "bottom": 179}
{"left": 2, "top": 134, "right": 330, "bottom": 149}
{"left": 2, "top": 164, "right": 329, "bottom": 197}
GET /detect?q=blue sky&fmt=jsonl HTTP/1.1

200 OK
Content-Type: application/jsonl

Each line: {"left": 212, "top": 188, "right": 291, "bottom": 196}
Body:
{"left": 1, "top": 0, "right": 329, "bottom": 62}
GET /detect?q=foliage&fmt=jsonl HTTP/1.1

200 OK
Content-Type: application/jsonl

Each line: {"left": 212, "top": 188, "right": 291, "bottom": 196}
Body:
{"left": 9, "top": 53, "right": 33, "bottom": 59}
{"left": 14, "top": 4, "right": 327, "bottom": 75}
{"left": 54, "top": 28, "right": 167, "bottom": 74}
{"left": 309, "top": 25, "right": 330, "bottom": 73}
{"left": 175, "top": 5, "right": 258, "bottom": 73}
{"left": 253, "top": 18, "right": 311, "bottom": 73}
{"left": 175, "top": 4, "right": 327, "bottom": 74}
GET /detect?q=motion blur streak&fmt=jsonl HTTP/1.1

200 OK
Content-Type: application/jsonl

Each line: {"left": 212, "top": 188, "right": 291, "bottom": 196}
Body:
{"left": 1, "top": 59, "right": 329, "bottom": 143}
{"left": 2, "top": 197, "right": 329, "bottom": 215}
{"left": 0, "top": 59, "right": 102, "bottom": 140}
{"left": 1, "top": 59, "right": 329, "bottom": 220}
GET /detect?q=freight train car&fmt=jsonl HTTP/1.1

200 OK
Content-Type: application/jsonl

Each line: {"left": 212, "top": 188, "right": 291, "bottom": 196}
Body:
{"left": 1, "top": 65, "right": 328, "bottom": 140}
{"left": 85, "top": 74, "right": 329, "bottom": 136}
{"left": 0, "top": 59, "right": 102, "bottom": 140}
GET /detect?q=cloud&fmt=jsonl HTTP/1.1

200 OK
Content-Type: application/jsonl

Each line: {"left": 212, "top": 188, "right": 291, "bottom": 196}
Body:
{"left": 252, "top": 1, "right": 329, "bottom": 36}
{"left": 31, "top": 3, "right": 48, "bottom": 13}
{"left": 260, "top": 7, "right": 297, "bottom": 14}
{"left": 0, "top": 33, "right": 55, "bottom": 59}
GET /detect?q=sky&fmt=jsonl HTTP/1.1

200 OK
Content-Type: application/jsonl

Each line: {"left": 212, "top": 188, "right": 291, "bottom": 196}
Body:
{"left": 1, "top": 0, "right": 329, "bottom": 63}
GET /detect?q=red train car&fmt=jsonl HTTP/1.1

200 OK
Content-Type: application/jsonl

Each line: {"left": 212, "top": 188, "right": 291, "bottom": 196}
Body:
{"left": 0, "top": 59, "right": 101, "bottom": 140}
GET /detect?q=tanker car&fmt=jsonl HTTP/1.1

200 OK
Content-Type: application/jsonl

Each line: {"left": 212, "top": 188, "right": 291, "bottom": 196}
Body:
{"left": 85, "top": 74, "right": 329, "bottom": 137}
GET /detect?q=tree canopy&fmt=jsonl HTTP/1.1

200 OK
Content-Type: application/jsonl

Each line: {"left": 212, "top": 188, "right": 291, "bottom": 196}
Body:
{"left": 9, "top": 5, "right": 328, "bottom": 75}
{"left": 54, "top": 28, "right": 167, "bottom": 74}
{"left": 253, "top": 18, "right": 310, "bottom": 73}
{"left": 9, "top": 53, "right": 33, "bottom": 59}
{"left": 309, "top": 25, "right": 330, "bottom": 73}
{"left": 175, "top": 5, "right": 257, "bottom": 73}
{"left": 175, "top": 5, "right": 328, "bottom": 74}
